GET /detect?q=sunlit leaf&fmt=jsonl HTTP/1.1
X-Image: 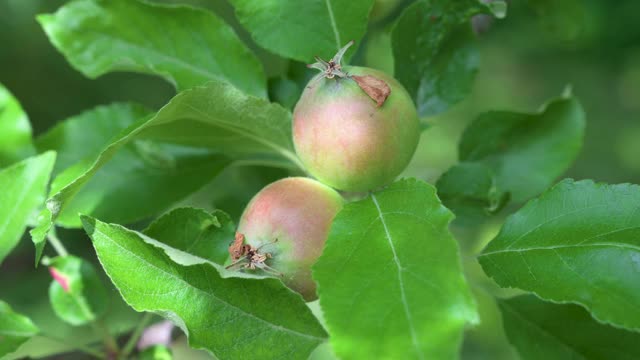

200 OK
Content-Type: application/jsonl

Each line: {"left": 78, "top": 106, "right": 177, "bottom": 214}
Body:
{"left": 314, "top": 178, "right": 477, "bottom": 359}
{"left": 228, "top": 0, "right": 374, "bottom": 62}
{"left": 82, "top": 216, "right": 327, "bottom": 359}
{"left": 39, "top": 0, "right": 266, "bottom": 97}
{"left": 0, "top": 83, "right": 35, "bottom": 167}
{"left": 480, "top": 179, "right": 640, "bottom": 331}
{"left": 0, "top": 152, "right": 55, "bottom": 265}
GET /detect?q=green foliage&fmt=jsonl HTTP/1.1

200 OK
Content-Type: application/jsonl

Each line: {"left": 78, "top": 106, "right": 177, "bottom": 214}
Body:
{"left": 144, "top": 207, "right": 235, "bottom": 266}
{"left": 82, "top": 215, "right": 327, "bottom": 360}
{"left": 0, "top": 84, "right": 35, "bottom": 167}
{"left": 499, "top": 295, "right": 640, "bottom": 360}
{"left": 3, "top": 269, "right": 141, "bottom": 360}
{"left": 436, "top": 162, "right": 509, "bottom": 223}
{"left": 0, "top": 300, "right": 39, "bottom": 358}
{"left": 392, "top": 0, "right": 493, "bottom": 117}
{"left": 140, "top": 345, "right": 173, "bottom": 360}
{"left": 31, "top": 79, "right": 295, "bottom": 263}
{"left": 480, "top": 179, "right": 640, "bottom": 331}
{"left": 36, "top": 103, "right": 229, "bottom": 228}
{"left": 0, "top": 152, "right": 55, "bottom": 264}
{"left": 3, "top": 0, "right": 639, "bottom": 358}
{"left": 460, "top": 95, "right": 585, "bottom": 202}
{"left": 35, "top": 103, "right": 151, "bottom": 176}
{"left": 228, "top": 0, "right": 374, "bottom": 62}
{"left": 47, "top": 255, "right": 108, "bottom": 326}
{"left": 39, "top": 0, "right": 266, "bottom": 97}
{"left": 314, "top": 178, "right": 477, "bottom": 359}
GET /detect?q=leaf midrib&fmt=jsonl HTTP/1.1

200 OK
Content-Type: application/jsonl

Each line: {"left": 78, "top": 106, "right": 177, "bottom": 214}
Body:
{"left": 92, "top": 225, "right": 324, "bottom": 342}
{"left": 0, "top": 163, "right": 40, "bottom": 240}
{"left": 371, "top": 193, "right": 424, "bottom": 360}
{"left": 481, "top": 241, "right": 640, "bottom": 257}
{"left": 324, "top": 0, "right": 341, "bottom": 51}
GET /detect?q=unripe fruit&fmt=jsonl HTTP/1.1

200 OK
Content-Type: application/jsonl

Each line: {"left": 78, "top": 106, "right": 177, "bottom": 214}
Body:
{"left": 236, "top": 177, "right": 343, "bottom": 300}
{"left": 293, "top": 42, "right": 420, "bottom": 192}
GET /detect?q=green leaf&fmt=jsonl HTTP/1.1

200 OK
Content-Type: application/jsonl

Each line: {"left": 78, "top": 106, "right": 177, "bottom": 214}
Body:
{"left": 144, "top": 207, "right": 235, "bottom": 266}
{"left": 0, "top": 300, "right": 39, "bottom": 358}
{"left": 228, "top": 0, "right": 374, "bottom": 62}
{"left": 31, "top": 79, "right": 295, "bottom": 261}
{"left": 0, "top": 152, "right": 55, "bottom": 265}
{"left": 39, "top": 0, "right": 266, "bottom": 97}
{"left": 36, "top": 103, "right": 151, "bottom": 176}
{"left": 526, "top": 0, "right": 586, "bottom": 41}
{"left": 436, "top": 162, "right": 509, "bottom": 224}
{"left": 140, "top": 345, "right": 173, "bottom": 360}
{"left": 460, "top": 95, "right": 585, "bottom": 202}
{"left": 82, "top": 216, "right": 327, "bottom": 359}
{"left": 2, "top": 267, "right": 141, "bottom": 360}
{"left": 479, "top": 179, "right": 640, "bottom": 331}
{"left": 47, "top": 255, "right": 108, "bottom": 326}
{"left": 0, "top": 84, "right": 35, "bottom": 167}
{"left": 392, "top": 0, "right": 490, "bottom": 117}
{"left": 34, "top": 103, "right": 231, "bottom": 230}
{"left": 313, "top": 178, "right": 477, "bottom": 359}
{"left": 210, "top": 166, "right": 291, "bottom": 222}
{"left": 499, "top": 295, "right": 640, "bottom": 360}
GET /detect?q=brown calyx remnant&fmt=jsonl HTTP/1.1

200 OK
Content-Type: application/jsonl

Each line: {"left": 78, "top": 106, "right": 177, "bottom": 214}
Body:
{"left": 226, "top": 232, "right": 281, "bottom": 275}
{"left": 351, "top": 75, "right": 391, "bottom": 107}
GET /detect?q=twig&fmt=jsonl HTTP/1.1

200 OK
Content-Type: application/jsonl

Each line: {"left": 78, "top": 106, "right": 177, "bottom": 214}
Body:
{"left": 47, "top": 227, "right": 68, "bottom": 257}
{"left": 120, "top": 312, "right": 154, "bottom": 358}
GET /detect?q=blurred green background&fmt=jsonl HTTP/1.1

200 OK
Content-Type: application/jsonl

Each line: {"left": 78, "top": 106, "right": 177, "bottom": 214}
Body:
{"left": 1, "top": 0, "right": 639, "bottom": 359}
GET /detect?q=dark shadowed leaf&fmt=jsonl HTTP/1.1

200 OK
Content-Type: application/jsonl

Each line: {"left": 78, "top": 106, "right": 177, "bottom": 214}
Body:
{"left": 39, "top": 0, "right": 266, "bottom": 97}
{"left": 436, "top": 162, "right": 509, "bottom": 224}
{"left": 480, "top": 179, "right": 640, "bottom": 332}
{"left": 33, "top": 103, "right": 230, "bottom": 231}
{"left": 460, "top": 95, "right": 585, "bottom": 202}
{"left": 36, "top": 103, "right": 150, "bottom": 176}
{"left": 228, "top": 0, "right": 374, "bottom": 62}
{"left": 313, "top": 178, "right": 477, "bottom": 359}
{"left": 47, "top": 255, "right": 108, "bottom": 326}
{"left": 144, "top": 207, "right": 235, "bottom": 266}
{"left": 499, "top": 295, "right": 640, "bottom": 360}
{"left": 82, "top": 216, "right": 327, "bottom": 360}
{"left": 526, "top": 0, "right": 586, "bottom": 42}
{"left": 0, "top": 84, "right": 35, "bottom": 167}
{"left": 392, "top": 0, "right": 497, "bottom": 117}
{"left": 0, "top": 300, "right": 39, "bottom": 358}
{"left": 0, "top": 152, "right": 55, "bottom": 265}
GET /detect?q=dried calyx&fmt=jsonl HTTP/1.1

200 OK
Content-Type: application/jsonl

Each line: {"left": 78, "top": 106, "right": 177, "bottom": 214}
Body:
{"left": 308, "top": 41, "right": 391, "bottom": 107}
{"left": 307, "top": 40, "right": 354, "bottom": 79}
{"left": 226, "top": 232, "right": 281, "bottom": 275}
